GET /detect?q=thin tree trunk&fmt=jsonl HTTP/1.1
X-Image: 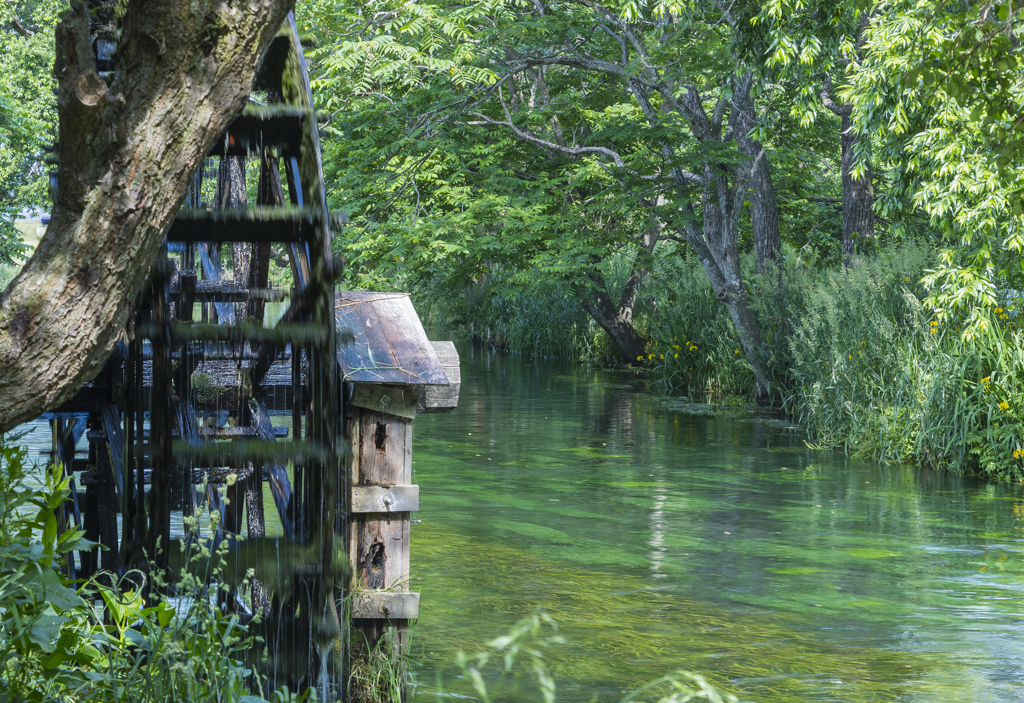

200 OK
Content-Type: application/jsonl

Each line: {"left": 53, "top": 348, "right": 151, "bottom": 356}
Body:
{"left": 577, "top": 221, "right": 660, "bottom": 363}
{"left": 838, "top": 113, "right": 874, "bottom": 261}
{"left": 0, "top": 1, "right": 293, "bottom": 432}
{"left": 218, "top": 155, "right": 252, "bottom": 321}
{"left": 822, "top": 78, "right": 875, "bottom": 264}
{"left": 733, "top": 76, "right": 782, "bottom": 273}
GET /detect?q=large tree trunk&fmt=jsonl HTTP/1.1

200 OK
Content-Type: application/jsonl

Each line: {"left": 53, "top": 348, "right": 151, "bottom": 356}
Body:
{"left": 0, "top": 1, "right": 293, "bottom": 433}
{"left": 579, "top": 270, "right": 648, "bottom": 363}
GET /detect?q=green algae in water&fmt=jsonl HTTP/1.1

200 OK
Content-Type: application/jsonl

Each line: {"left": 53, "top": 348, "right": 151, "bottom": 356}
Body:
{"left": 406, "top": 346, "right": 1024, "bottom": 702}
{"left": 843, "top": 548, "right": 900, "bottom": 559}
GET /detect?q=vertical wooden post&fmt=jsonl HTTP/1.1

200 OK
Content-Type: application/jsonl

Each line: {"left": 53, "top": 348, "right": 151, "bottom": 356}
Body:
{"left": 347, "top": 385, "right": 419, "bottom": 696}
{"left": 148, "top": 254, "right": 173, "bottom": 584}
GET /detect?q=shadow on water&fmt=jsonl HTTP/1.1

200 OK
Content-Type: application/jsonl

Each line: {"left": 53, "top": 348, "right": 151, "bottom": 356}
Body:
{"left": 407, "top": 344, "right": 1024, "bottom": 703}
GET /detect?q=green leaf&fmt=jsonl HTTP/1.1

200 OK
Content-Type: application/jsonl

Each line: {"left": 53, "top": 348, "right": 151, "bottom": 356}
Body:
{"left": 28, "top": 614, "right": 68, "bottom": 652}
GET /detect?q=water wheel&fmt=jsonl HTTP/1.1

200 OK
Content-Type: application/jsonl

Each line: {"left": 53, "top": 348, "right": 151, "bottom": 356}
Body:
{"left": 52, "top": 12, "right": 348, "bottom": 697}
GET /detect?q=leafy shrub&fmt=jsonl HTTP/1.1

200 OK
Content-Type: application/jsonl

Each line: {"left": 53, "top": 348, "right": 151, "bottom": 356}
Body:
{"left": 0, "top": 432, "right": 311, "bottom": 703}
{"left": 644, "top": 250, "right": 754, "bottom": 401}
{"left": 644, "top": 243, "right": 1024, "bottom": 478}
{"left": 416, "top": 269, "right": 616, "bottom": 361}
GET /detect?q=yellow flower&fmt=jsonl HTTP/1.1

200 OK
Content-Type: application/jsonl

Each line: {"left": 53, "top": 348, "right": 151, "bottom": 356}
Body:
{"left": 674, "top": 353, "right": 679, "bottom": 358}
{"left": 860, "top": 341, "right": 866, "bottom": 346}
{"left": 735, "top": 349, "right": 741, "bottom": 354}
{"left": 691, "top": 345, "right": 698, "bottom": 351}
{"left": 995, "top": 308, "right": 1004, "bottom": 314}
{"left": 848, "top": 354, "right": 852, "bottom": 360}
{"left": 648, "top": 354, "right": 654, "bottom": 359}
{"left": 637, "top": 356, "right": 643, "bottom": 361}
{"left": 999, "top": 401, "right": 1010, "bottom": 411}
{"left": 929, "top": 321, "right": 938, "bottom": 327}
{"left": 660, "top": 354, "right": 664, "bottom": 360}
{"left": 903, "top": 277, "right": 909, "bottom": 282}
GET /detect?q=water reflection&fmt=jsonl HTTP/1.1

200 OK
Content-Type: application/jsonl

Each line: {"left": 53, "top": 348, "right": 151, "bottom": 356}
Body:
{"left": 409, "top": 344, "right": 1024, "bottom": 703}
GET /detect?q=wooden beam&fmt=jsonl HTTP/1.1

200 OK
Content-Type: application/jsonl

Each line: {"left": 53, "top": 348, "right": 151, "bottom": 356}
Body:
{"left": 352, "top": 592, "right": 419, "bottom": 620}
{"left": 348, "top": 384, "right": 419, "bottom": 420}
{"left": 351, "top": 485, "right": 419, "bottom": 514}
{"left": 418, "top": 341, "right": 459, "bottom": 413}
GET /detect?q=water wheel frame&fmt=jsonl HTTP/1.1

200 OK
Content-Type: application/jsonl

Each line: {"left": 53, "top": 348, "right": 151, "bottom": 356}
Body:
{"left": 50, "top": 12, "right": 348, "bottom": 697}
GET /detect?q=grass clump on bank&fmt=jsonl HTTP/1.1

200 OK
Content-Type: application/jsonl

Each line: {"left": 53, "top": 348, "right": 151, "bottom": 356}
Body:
{"left": 643, "top": 244, "right": 1024, "bottom": 479}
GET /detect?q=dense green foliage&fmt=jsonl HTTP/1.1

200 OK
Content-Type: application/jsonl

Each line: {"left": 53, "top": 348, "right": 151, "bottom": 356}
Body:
{"left": 0, "top": 433, "right": 312, "bottom": 703}
{"left": 293, "top": 0, "right": 1024, "bottom": 477}
{"left": 0, "top": 1, "right": 59, "bottom": 266}
{"left": 2, "top": 0, "right": 1021, "bottom": 471}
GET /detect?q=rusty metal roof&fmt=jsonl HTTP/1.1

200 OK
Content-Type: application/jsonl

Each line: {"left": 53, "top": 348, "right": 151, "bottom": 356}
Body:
{"left": 335, "top": 292, "right": 449, "bottom": 385}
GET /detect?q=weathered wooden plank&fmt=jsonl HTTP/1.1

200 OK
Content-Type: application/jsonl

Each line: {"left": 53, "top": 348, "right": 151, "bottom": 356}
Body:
{"left": 140, "top": 321, "right": 329, "bottom": 346}
{"left": 351, "top": 485, "right": 419, "bottom": 514}
{"left": 172, "top": 439, "right": 329, "bottom": 466}
{"left": 335, "top": 292, "right": 449, "bottom": 385}
{"left": 171, "top": 280, "right": 290, "bottom": 303}
{"left": 209, "top": 105, "right": 308, "bottom": 158}
{"left": 168, "top": 206, "right": 318, "bottom": 243}
{"left": 354, "top": 410, "right": 409, "bottom": 485}
{"left": 351, "top": 410, "right": 412, "bottom": 591}
{"left": 88, "top": 426, "right": 288, "bottom": 440}
{"left": 348, "top": 384, "right": 419, "bottom": 420}
{"left": 418, "top": 341, "right": 460, "bottom": 413}
{"left": 352, "top": 591, "right": 419, "bottom": 620}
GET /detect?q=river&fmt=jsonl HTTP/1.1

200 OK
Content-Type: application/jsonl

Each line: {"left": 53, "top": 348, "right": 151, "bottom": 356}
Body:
{"left": 407, "top": 344, "right": 1024, "bottom": 702}
{"left": 11, "top": 343, "right": 1024, "bottom": 702}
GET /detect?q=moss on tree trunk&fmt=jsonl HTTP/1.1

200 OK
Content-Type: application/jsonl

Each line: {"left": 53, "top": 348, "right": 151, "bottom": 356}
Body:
{"left": 0, "top": 0, "right": 294, "bottom": 432}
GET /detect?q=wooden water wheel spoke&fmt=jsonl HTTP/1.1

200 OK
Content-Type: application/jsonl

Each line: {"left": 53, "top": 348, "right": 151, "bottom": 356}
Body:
{"left": 169, "top": 205, "right": 325, "bottom": 243}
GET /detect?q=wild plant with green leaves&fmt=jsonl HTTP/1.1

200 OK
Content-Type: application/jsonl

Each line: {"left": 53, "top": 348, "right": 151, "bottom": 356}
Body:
{"left": 642, "top": 244, "right": 1024, "bottom": 478}
{"left": 644, "top": 250, "right": 754, "bottom": 403}
{"left": 783, "top": 246, "right": 1024, "bottom": 477}
{"left": 0, "top": 432, "right": 312, "bottom": 703}
{"left": 450, "top": 613, "right": 741, "bottom": 703}
{"left": 414, "top": 264, "right": 619, "bottom": 361}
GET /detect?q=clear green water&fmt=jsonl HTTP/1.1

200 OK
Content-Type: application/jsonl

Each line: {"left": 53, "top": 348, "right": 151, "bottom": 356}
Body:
{"left": 406, "top": 345, "right": 1024, "bottom": 702}
{"left": 14, "top": 343, "right": 1024, "bottom": 702}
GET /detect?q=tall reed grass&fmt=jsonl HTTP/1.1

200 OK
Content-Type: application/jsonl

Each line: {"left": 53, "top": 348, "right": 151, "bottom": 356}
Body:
{"left": 645, "top": 244, "right": 1024, "bottom": 478}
